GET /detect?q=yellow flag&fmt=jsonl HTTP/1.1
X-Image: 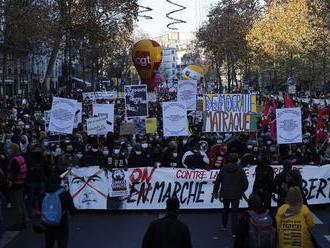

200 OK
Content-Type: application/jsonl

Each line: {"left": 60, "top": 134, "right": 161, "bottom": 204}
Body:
{"left": 145, "top": 118, "right": 157, "bottom": 134}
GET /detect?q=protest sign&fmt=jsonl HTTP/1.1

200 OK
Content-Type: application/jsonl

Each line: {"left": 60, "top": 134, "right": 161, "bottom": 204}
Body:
{"left": 82, "top": 91, "right": 117, "bottom": 101}
{"left": 133, "top": 118, "right": 145, "bottom": 135}
{"left": 67, "top": 166, "right": 108, "bottom": 209}
{"left": 92, "top": 104, "right": 115, "bottom": 134}
{"left": 109, "top": 169, "right": 129, "bottom": 197}
{"left": 120, "top": 123, "right": 135, "bottom": 136}
{"left": 177, "top": 80, "right": 197, "bottom": 111}
{"left": 145, "top": 118, "right": 157, "bottom": 134}
{"left": 276, "top": 108, "right": 302, "bottom": 144}
{"left": 48, "top": 97, "right": 77, "bottom": 134}
{"left": 44, "top": 110, "right": 50, "bottom": 133}
{"left": 203, "top": 94, "right": 257, "bottom": 112}
{"left": 68, "top": 165, "right": 330, "bottom": 210}
{"left": 162, "top": 102, "right": 188, "bottom": 137}
{"left": 203, "top": 94, "right": 257, "bottom": 132}
{"left": 125, "top": 85, "right": 148, "bottom": 118}
{"left": 74, "top": 102, "right": 82, "bottom": 128}
{"left": 86, "top": 116, "right": 107, "bottom": 136}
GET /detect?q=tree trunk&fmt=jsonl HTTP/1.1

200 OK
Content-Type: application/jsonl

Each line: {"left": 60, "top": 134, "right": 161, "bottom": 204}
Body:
{"left": 227, "top": 54, "right": 231, "bottom": 91}
{"left": 43, "top": 37, "right": 62, "bottom": 92}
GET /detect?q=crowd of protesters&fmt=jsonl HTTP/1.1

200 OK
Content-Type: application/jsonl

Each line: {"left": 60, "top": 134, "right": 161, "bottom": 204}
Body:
{"left": 0, "top": 86, "right": 328, "bottom": 247}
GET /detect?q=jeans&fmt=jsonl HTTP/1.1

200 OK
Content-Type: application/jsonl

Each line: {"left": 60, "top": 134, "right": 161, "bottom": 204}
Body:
{"left": 10, "top": 187, "right": 26, "bottom": 227}
{"left": 27, "top": 181, "right": 46, "bottom": 218}
{"left": 222, "top": 199, "right": 240, "bottom": 235}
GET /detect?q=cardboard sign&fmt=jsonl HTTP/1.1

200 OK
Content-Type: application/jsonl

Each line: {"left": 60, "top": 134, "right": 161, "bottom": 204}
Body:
{"left": 145, "top": 118, "right": 157, "bottom": 134}
{"left": 48, "top": 97, "right": 77, "bottom": 134}
{"left": 125, "top": 85, "right": 148, "bottom": 118}
{"left": 87, "top": 116, "right": 107, "bottom": 136}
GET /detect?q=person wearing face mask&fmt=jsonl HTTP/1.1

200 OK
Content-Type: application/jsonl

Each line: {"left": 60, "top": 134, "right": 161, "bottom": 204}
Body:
{"left": 57, "top": 144, "right": 80, "bottom": 174}
{"left": 80, "top": 142, "right": 106, "bottom": 167}
{"left": 151, "top": 144, "right": 162, "bottom": 167}
{"left": 161, "top": 142, "right": 182, "bottom": 168}
{"left": 108, "top": 144, "right": 128, "bottom": 170}
{"left": 182, "top": 142, "right": 209, "bottom": 169}
{"left": 141, "top": 140, "right": 153, "bottom": 167}
{"left": 128, "top": 144, "right": 148, "bottom": 168}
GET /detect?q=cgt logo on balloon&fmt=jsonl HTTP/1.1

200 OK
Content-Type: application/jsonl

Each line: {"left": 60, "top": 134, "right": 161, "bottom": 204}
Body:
{"left": 135, "top": 51, "right": 151, "bottom": 69}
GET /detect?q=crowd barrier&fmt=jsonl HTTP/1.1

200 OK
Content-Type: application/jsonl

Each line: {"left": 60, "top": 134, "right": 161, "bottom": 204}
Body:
{"left": 65, "top": 165, "right": 330, "bottom": 210}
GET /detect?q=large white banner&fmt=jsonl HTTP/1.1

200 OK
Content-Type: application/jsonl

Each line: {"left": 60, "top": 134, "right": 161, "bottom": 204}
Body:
{"left": 162, "top": 102, "right": 188, "bottom": 137}
{"left": 48, "top": 97, "right": 77, "bottom": 134}
{"left": 177, "top": 80, "right": 197, "bottom": 111}
{"left": 86, "top": 116, "right": 107, "bottom": 136}
{"left": 67, "top": 165, "right": 330, "bottom": 210}
{"left": 276, "top": 108, "right": 302, "bottom": 144}
{"left": 92, "top": 104, "right": 115, "bottom": 134}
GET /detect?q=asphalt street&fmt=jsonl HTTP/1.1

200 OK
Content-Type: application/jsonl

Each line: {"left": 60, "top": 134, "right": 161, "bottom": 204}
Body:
{"left": 1, "top": 206, "right": 329, "bottom": 248}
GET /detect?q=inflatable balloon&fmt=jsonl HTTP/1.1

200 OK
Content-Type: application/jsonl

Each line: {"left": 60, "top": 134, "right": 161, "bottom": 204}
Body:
{"left": 132, "top": 39, "right": 162, "bottom": 89}
{"left": 182, "top": 65, "right": 204, "bottom": 80}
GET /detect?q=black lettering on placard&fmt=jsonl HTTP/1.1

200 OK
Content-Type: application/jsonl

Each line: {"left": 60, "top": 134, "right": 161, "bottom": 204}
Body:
{"left": 196, "top": 181, "right": 207, "bottom": 203}
{"left": 162, "top": 183, "right": 172, "bottom": 202}
{"left": 172, "top": 182, "right": 182, "bottom": 198}
{"left": 150, "top": 181, "right": 165, "bottom": 203}
{"left": 127, "top": 183, "right": 138, "bottom": 203}
{"left": 316, "top": 179, "right": 327, "bottom": 199}
{"left": 137, "top": 182, "right": 151, "bottom": 205}
{"left": 302, "top": 180, "right": 308, "bottom": 199}
{"left": 307, "top": 178, "right": 318, "bottom": 200}
{"left": 187, "top": 182, "right": 198, "bottom": 205}
{"left": 181, "top": 182, "right": 189, "bottom": 204}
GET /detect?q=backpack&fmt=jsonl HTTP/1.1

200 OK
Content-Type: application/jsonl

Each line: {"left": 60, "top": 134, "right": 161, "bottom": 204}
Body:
{"left": 41, "top": 188, "right": 65, "bottom": 226}
{"left": 248, "top": 210, "right": 275, "bottom": 248}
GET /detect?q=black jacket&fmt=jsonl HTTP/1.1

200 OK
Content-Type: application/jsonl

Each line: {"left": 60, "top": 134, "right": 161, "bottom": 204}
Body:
{"left": 273, "top": 169, "right": 304, "bottom": 206}
{"left": 142, "top": 213, "right": 192, "bottom": 248}
{"left": 26, "top": 149, "right": 50, "bottom": 182}
{"left": 253, "top": 165, "right": 274, "bottom": 193}
{"left": 213, "top": 162, "right": 248, "bottom": 200}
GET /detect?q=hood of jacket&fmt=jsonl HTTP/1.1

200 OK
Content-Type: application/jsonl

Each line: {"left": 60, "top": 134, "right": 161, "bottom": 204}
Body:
{"left": 223, "top": 162, "right": 240, "bottom": 173}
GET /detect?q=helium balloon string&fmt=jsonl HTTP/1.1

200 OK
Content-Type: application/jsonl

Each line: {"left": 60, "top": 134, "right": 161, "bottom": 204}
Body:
{"left": 138, "top": 5, "right": 153, "bottom": 20}
{"left": 166, "top": 0, "right": 187, "bottom": 30}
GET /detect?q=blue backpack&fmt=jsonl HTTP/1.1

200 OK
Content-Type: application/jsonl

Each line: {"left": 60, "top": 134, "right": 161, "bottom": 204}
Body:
{"left": 41, "top": 188, "right": 65, "bottom": 225}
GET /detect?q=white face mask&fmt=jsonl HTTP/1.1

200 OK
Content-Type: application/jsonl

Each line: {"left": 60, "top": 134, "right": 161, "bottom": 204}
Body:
{"left": 103, "top": 150, "right": 109, "bottom": 156}
{"left": 114, "top": 149, "right": 120, "bottom": 155}
{"left": 92, "top": 148, "right": 98, "bottom": 152}
{"left": 141, "top": 143, "right": 148, "bottom": 149}
{"left": 172, "top": 153, "right": 178, "bottom": 158}
{"left": 183, "top": 139, "right": 188, "bottom": 145}
{"left": 135, "top": 151, "right": 142, "bottom": 155}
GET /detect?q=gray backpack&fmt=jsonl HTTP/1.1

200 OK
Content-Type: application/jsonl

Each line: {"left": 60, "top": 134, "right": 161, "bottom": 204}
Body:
{"left": 248, "top": 210, "right": 275, "bottom": 248}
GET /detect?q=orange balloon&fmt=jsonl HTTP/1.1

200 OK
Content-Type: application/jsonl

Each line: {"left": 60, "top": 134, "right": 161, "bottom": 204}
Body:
{"left": 132, "top": 39, "right": 163, "bottom": 84}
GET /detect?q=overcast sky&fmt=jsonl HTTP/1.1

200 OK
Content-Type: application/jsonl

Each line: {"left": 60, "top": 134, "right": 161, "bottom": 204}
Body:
{"left": 136, "top": 0, "right": 218, "bottom": 37}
